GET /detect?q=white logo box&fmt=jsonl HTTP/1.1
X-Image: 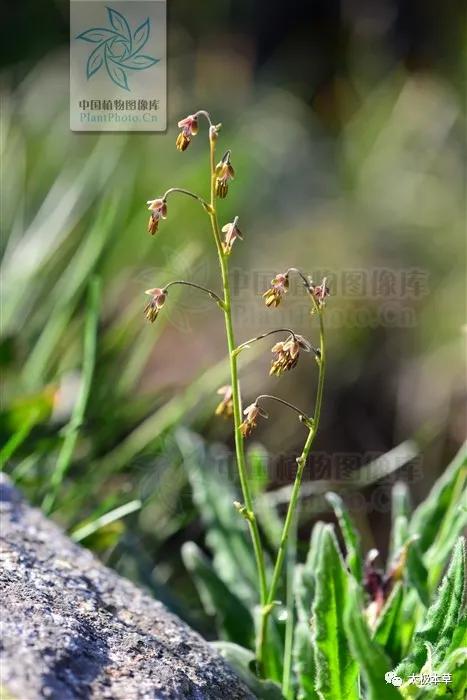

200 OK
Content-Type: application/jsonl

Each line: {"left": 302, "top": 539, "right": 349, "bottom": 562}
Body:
{"left": 70, "top": 0, "right": 166, "bottom": 131}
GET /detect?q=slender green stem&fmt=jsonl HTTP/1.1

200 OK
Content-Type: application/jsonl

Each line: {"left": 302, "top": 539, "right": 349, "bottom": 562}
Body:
{"left": 207, "top": 134, "right": 268, "bottom": 612}
{"left": 282, "top": 507, "right": 298, "bottom": 698}
{"left": 164, "top": 280, "right": 225, "bottom": 307}
{"left": 258, "top": 306, "right": 326, "bottom": 670}
{"left": 233, "top": 328, "right": 302, "bottom": 356}
{"left": 255, "top": 394, "right": 312, "bottom": 425}
{"left": 162, "top": 187, "right": 211, "bottom": 211}
{"left": 42, "top": 277, "right": 101, "bottom": 515}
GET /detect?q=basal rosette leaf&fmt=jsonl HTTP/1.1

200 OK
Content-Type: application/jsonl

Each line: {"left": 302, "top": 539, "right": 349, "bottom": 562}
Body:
{"left": 326, "top": 492, "right": 363, "bottom": 581}
{"left": 294, "top": 619, "right": 319, "bottom": 700}
{"left": 374, "top": 583, "right": 404, "bottom": 664}
{"left": 311, "top": 525, "right": 359, "bottom": 699}
{"left": 410, "top": 443, "right": 466, "bottom": 554}
{"left": 395, "top": 537, "right": 466, "bottom": 680}
{"left": 295, "top": 522, "right": 326, "bottom": 623}
{"left": 344, "top": 577, "right": 403, "bottom": 700}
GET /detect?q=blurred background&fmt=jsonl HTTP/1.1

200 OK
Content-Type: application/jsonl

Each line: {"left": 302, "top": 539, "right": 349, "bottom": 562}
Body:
{"left": 1, "top": 0, "right": 466, "bottom": 636}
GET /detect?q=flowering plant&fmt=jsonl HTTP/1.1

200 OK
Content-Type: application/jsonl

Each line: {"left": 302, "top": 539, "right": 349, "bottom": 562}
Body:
{"left": 142, "top": 111, "right": 467, "bottom": 698}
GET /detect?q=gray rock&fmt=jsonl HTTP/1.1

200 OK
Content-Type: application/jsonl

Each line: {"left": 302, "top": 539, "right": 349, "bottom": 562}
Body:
{"left": 0, "top": 476, "right": 254, "bottom": 700}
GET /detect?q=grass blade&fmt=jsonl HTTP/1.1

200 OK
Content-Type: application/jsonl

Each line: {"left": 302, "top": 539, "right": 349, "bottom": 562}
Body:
{"left": 42, "top": 277, "right": 101, "bottom": 514}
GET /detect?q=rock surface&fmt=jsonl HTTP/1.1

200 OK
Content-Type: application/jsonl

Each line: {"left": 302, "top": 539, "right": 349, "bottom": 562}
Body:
{"left": 0, "top": 476, "right": 254, "bottom": 700}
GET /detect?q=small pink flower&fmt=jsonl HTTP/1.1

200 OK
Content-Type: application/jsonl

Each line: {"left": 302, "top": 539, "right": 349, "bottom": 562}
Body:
{"left": 144, "top": 287, "right": 167, "bottom": 322}
{"left": 239, "top": 402, "right": 268, "bottom": 437}
{"left": 221, "top": 216, "right": 243, "bottom": 255}
{"left": 215, "top": 152, "right": 235, "bottom": 199}
{"left": 263, "top": 273, "right": 289, "bottom": 308}
{"left": 146, "top": 198, "right": 167, "bottom": 236}
{"left": 176, "top": 114, "right": 199, "bottom": 151}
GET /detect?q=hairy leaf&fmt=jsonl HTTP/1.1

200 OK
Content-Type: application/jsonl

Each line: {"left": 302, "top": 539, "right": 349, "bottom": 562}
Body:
{"left": 295, "top": 522, "right": 326, "bottom": 623}
{"left": 389, "top": 515, "right": 429, "bottom": 607}
{"left": 326, "top": 492, "right": 363, "bottom": 581}
{"left": 410, "top": 444, "right": 466, "bottom": 553}
{"left": 311, "top": 525, "right": 359, "bottom": 699}
{"left": 344, "top": 578, "right": 402, "bottom": 700}
{"left": 389, "top": 482, "right": 412, "bottom": 560}
{"left": 395, "top": 537, "right": 466, "bottom": 679}
{"left": 374, "top": 582, "right": 404, "bottom": 664}
{"left": 294, "top": 619, "right": 319, "bottom": 700}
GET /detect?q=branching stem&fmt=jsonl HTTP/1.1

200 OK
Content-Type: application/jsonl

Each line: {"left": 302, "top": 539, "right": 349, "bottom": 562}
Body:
{"left": 164, "top": 280, "right": 224, "bottom": 308}
{"left": 255, "top": 394, "right": 312, "bottom": 425}
{"left": 233, "top": 328, "right": 302, "bottom": 356}
{"left": 258, "top": 306, "right": 326, "bottom": 672}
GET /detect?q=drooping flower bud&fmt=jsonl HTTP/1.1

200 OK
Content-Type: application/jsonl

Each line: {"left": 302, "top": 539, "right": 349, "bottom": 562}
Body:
{"left": 215, "top": 385, "right": 233, "bottom": 418}
{"left": 146, "top": 198, "right": 167, "bottom": 235}
{"left": 263, "top": 273, "right": 289, "bottom": 308}
{"left": 144, "top": 287, "right": 167, "bottom": 323}
{"left": 239, "top": 402, "right": 268, "bottom": 437}
{"left": 270, "top": 334, "right": 312, "bottom": 376}
{"left": 215, "top": 151, "right": 235, "bottom": 199}
{"left": 221, "top": 216, "right": 243, "bottom": 255}
{"left": 176, "top": 114, "right": 199, "bottom": 151}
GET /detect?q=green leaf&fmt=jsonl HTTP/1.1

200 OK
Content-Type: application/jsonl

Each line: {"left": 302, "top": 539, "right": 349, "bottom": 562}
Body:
{"left": 295, "top": 522, "right": 326, "bottom": 623}
{"left": 434, "top": 647, "right": 467, "bottom": 697}
{"left": 212, "top": 642, "right": 284, "bottom": 699}
{"left": 344, "top": 578, "right": 402, "bottom": 700}
{"left": 388, "top": 515, "right": 429, "bottom": 607}
{"left": 389, "top": 482, "right": 412, "bottom": 560}
{"left": 326, "top": 492, "right": 363, "bottom": 581}
{"left": 374, "top": 583, "right": 404, "bottom": 664}
{"left": 311, "top": 525, "right": 359, "bottom": 699}
{"left": 176, "top": 429, "right": 259, "bottom": 606}
{"left": 410, "top": 444, "right": 466, "bottom": 553}
{"left": 293, "top": 523, "right": 326, "bottom": 700}
{"left": 293, "top": 619, "right": 319, "bottom": 700}
{"left": 181, "top": 542, "right": 254, "bottom": 648}
{"left": 395, "top": 537, "right": 466, "bottom": 679}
